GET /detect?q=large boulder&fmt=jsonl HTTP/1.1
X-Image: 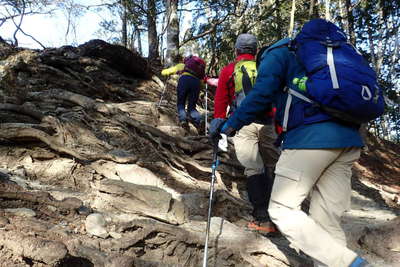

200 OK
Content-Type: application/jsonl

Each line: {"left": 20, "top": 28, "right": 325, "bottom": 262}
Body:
{"left": 78, "top": 39, "right": 151, "bottom": 79}
{"left": 91, "top": 179, "right": 188, "bottom": 224}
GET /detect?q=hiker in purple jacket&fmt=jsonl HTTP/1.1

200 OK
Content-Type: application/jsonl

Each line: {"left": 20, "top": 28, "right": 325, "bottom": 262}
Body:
{"left": 162, "top": 55, "right": 206, "bottom": 133}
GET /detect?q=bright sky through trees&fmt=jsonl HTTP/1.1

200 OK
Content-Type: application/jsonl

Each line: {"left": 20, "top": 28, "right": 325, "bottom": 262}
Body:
{"left": 0, "top": 0, "right": 109, "bottom": 49}
{"left": 0, "top": 0, "right": 193, "bottom": 57}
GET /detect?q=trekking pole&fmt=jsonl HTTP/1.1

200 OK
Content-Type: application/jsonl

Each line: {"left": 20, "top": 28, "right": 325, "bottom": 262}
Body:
{"left": 202, "top": 143, "right": 219, "bottom": 267}
{"left": 157, "top": 77, "right": 169, "bottom": 108}
{"left": 205, "top": 83, "right": 208, "bottom": 135}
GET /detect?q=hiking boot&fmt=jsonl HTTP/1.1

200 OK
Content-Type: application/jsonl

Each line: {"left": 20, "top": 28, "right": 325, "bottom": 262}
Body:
{"left": 350, "top": 256, "right": 375, "bottom": 267}
{"left": 247, "top": 220, "right": 278, "bottom": 236}
{"left": 195, "top": 121, "right": 206, "bottom": 135}
{"left": 179, "top": 120, "right": 190, "bottom": 131}
{"left": 252, "top": 207, "right": 269, "bottom": 221}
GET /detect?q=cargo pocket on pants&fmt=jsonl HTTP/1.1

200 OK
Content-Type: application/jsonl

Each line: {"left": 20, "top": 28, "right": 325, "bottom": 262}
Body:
{"left": 271, "top": 166, "right": 303, "bottom": 209}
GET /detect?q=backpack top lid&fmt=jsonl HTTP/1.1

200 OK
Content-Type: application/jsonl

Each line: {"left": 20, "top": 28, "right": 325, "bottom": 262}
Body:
{"left": 183, "top": 55, "right": 206, "bottom": 79}
{"left": 294, "top": 19, "right": 351, "bottom": 75}
{"left": 295, "top": 19, "right": 347, "bottom": 43}
{"left": 184, "top": 55, "right": 205, "bottom": 66}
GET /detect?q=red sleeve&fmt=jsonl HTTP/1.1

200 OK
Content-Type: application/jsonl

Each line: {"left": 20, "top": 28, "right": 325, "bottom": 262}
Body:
{"left": 214, "top": 63, "right": 235, "bottom": 119}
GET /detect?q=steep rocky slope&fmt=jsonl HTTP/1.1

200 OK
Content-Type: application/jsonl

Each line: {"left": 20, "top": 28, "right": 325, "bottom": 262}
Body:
{"left": 0, "top": 39, "right": 398, "bottom": 267}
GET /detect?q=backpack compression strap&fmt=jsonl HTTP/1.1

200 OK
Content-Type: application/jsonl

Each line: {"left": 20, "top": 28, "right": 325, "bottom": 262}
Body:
{"left": 240, "top": 65, "right": 253, "bottom": 95}
{"left": 282, "top": 88, "right": 313, "bottom": 132}
{"left": 326, "top": 44, "right": 339, "bottom": 89}
{"left": 283, "top": 87, "right": 366, "bottom": 130}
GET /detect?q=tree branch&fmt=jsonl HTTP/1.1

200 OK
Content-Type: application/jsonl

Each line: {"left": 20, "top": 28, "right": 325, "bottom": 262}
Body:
{"left": 5, "top": 2, "right": 47, "bottom": 49}
{"left": 180, "top": 14, "right": 230, "bottom": 45}
{"left": 180, "top": 0, "right": 248, "bottom": 45}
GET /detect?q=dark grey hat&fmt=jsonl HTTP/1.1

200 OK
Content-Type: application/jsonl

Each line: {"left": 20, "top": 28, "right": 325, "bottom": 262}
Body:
{"left": 235, "top": 33, "right": 257, "bottom": 53}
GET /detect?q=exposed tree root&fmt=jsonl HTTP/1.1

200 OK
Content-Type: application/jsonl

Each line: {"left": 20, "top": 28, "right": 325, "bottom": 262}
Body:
{"left": 0, "top": 190, "right": 82, "bottom": 211}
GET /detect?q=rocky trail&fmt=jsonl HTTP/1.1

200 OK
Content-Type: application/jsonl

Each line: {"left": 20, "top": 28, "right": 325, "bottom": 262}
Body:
{"left": 0, "top": 38, "right": 398, "bottom": 267}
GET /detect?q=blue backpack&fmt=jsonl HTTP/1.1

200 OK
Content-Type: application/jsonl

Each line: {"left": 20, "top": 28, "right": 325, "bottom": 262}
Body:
{"left": 280, "top": 19, "right": 384, "bottom": 131}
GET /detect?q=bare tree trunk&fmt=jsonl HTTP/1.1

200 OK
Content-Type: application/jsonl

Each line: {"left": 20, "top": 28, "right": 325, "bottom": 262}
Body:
{"left": 271, "top": 1, "right": 285, "bottom": 40}
{"left": 207, "top": 31, "right": 217, "bottom": 76}
{"left": 121, "top": 0, "right": 128, "bottom": 47}
{"left": 366, "top": 1, "right": 387, "bottom": 77}
{"left": 379, "top": 116, "right": 389, "bottom": 140}
{"left": 338, "top": 0, "right": 347, "bottom": 32}
{"left": 288, "top": 0, "right": 296, "bottom": 38}
{"left": 344, "top": 0, "right": 355, "bottom": 44}
{"left": 366, "top": 20, "right": 377, "bottom": 71}
{"left": 308, "top": 0, "right": 315, "bottom": 19}
{"left": 375, "top": 0, "right": 387, "bottom": 76}
{"left": 325, "top": 0, "right": 331, "bottom": 21}
{"left": 338, "top": 0, "right": 355, "bottom": 45}
{"left": 147, "top": 0, "right": 159, "bottom": 62}
{"left": 129, "top": 28, "right": 135, "bottom": 51}
{"left": 387, "top": 31, "right": 399, "bottom": 83}
{"left": 362, "top": 3, "right": 380, "bottom": 145}
{"left": 165, "top": 0, "right": 179, "bottom": 66}
{"left": 135, "top": 27, "right": 143, "bottom": 55}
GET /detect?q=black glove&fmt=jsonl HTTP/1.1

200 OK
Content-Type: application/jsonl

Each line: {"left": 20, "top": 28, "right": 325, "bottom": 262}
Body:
{"left": 209, "top": 118, "right": 237, "bottom": 145}
{"left": 209, "top": 118, "right": 226, "bottom": 144}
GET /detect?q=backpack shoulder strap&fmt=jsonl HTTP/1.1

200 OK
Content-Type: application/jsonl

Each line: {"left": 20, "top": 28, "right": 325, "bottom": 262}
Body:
{"left": 240, "top": 64, "right": 251, "bottom": 95}
{"left": 226, "top": 60, "right": 238, "bottom": 86}
{"left": 282, "top": 87, "right": 314, "bottom": 132}
{"left": 266, "top": 38, "right": 294, "bottom": 53}
{"left": 256, "top": 38, "right": 293, "bottom": 68}
{"left": 226, "top": 59, "right": 245, "bottom": 89}
{"left": 225, "top": 61, "right": 238, "bottom": 108}
{"left": 256, "top": 45, "right": 270, "bottom": 68}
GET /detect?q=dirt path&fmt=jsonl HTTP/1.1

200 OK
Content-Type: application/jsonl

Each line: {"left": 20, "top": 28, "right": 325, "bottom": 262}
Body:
{"left": 344, "top": 180, "right": 399, "bottom": 267}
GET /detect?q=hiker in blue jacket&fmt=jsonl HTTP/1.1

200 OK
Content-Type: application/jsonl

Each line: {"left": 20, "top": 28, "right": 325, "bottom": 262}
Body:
{"left": 210, "top": 20, "right": 373, "bottom": 267}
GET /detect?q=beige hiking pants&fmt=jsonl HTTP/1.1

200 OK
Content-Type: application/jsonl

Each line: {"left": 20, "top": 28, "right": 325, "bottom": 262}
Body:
{"left": 232, "top": 123, "right": 280, "bottom": 177}
{"left": 268, "top": 148, "right": 361, "bottom": 267}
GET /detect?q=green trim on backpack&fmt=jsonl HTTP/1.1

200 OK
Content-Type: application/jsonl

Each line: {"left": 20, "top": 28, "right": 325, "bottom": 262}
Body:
{"left": 233, "top": 60, "right": 257, "bottom": 95}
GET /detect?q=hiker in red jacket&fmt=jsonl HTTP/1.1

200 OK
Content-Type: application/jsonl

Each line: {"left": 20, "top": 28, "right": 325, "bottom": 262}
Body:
{"left": 210, "top": 33, "right": 280, "bottom": 234}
